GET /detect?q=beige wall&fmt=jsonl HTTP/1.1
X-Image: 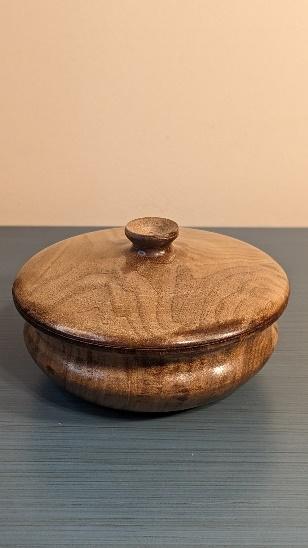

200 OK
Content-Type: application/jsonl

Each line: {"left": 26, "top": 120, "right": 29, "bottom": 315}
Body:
{"left": 1, "top": 1, "right": 308, "bottom": 226}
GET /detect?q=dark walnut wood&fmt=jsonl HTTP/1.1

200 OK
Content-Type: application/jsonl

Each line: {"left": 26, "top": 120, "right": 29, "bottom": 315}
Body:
{"left": 12, "top": 217, "right": 290, "bottom": 412}
{"left": 24, "top": 322, "right": 278, "bottom": 413}
{"left": 125, "top": 216, "right": 179, "bottom": 251}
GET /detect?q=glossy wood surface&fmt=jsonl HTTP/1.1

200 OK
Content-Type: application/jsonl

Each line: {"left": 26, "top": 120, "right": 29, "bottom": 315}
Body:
{"left": 13, "top": 222, "right": 289, "bottom": 351}
{"left": 0, "top": 227, "right": 306, "bottom": 546}
{"left": 24, "top": 322, "right": 278, "bottom": 413}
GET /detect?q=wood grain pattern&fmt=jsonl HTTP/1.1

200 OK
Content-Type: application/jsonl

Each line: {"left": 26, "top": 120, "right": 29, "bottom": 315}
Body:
{"left": 24, "top": 322, "right": 278, "bottom": 412}
{"left": 12, "top": 220, "right": 289, "bottom": 412}
{"left": 0, "top": 227, "right": 307, "bottom": 547}
{"left": 12, "top": 223, "right": 289, "bottom": 351}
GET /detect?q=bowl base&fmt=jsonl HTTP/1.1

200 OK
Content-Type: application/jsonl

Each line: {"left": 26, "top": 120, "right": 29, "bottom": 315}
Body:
{"left": 24, "top": 323, "right": 278, "bottom": 413}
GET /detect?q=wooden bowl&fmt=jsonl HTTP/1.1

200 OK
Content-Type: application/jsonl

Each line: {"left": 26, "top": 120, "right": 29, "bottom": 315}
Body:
{"left": 12, "top": 217, "right": 289, "bottom": 413}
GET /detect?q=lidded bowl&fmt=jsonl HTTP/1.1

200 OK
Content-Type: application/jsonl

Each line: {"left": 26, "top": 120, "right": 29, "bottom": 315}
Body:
{"left": 12, "top": 217, "right": 289, "bottom": 412}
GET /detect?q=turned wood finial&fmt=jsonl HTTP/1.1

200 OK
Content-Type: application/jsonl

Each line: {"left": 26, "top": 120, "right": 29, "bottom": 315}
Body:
{"left": 125, "top": 217, "right": 179, "bottom": 250}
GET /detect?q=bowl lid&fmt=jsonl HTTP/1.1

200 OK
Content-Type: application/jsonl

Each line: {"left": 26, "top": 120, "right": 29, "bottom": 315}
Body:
{"left": 12, "top": 217, "right": 289, "bottom": 353}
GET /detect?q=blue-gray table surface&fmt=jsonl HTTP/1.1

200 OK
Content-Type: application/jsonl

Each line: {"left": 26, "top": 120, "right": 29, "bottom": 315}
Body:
{"left": 0, "top": 227, "right": 307, "bottom": 547}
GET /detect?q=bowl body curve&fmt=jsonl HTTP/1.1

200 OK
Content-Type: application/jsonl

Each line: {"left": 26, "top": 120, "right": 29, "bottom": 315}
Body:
{"left": 24, "top": 322, "right": 278, "bottom": 413}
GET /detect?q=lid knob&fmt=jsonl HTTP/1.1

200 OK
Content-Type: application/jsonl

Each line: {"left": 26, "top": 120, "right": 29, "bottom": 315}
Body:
{"left": 125, "top": 217, "right": 179, "bottom": 251}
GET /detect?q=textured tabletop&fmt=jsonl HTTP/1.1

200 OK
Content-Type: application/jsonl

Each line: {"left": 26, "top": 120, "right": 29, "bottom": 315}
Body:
{"left": 0, "top": 227, "right": 307, "bottom": 547}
